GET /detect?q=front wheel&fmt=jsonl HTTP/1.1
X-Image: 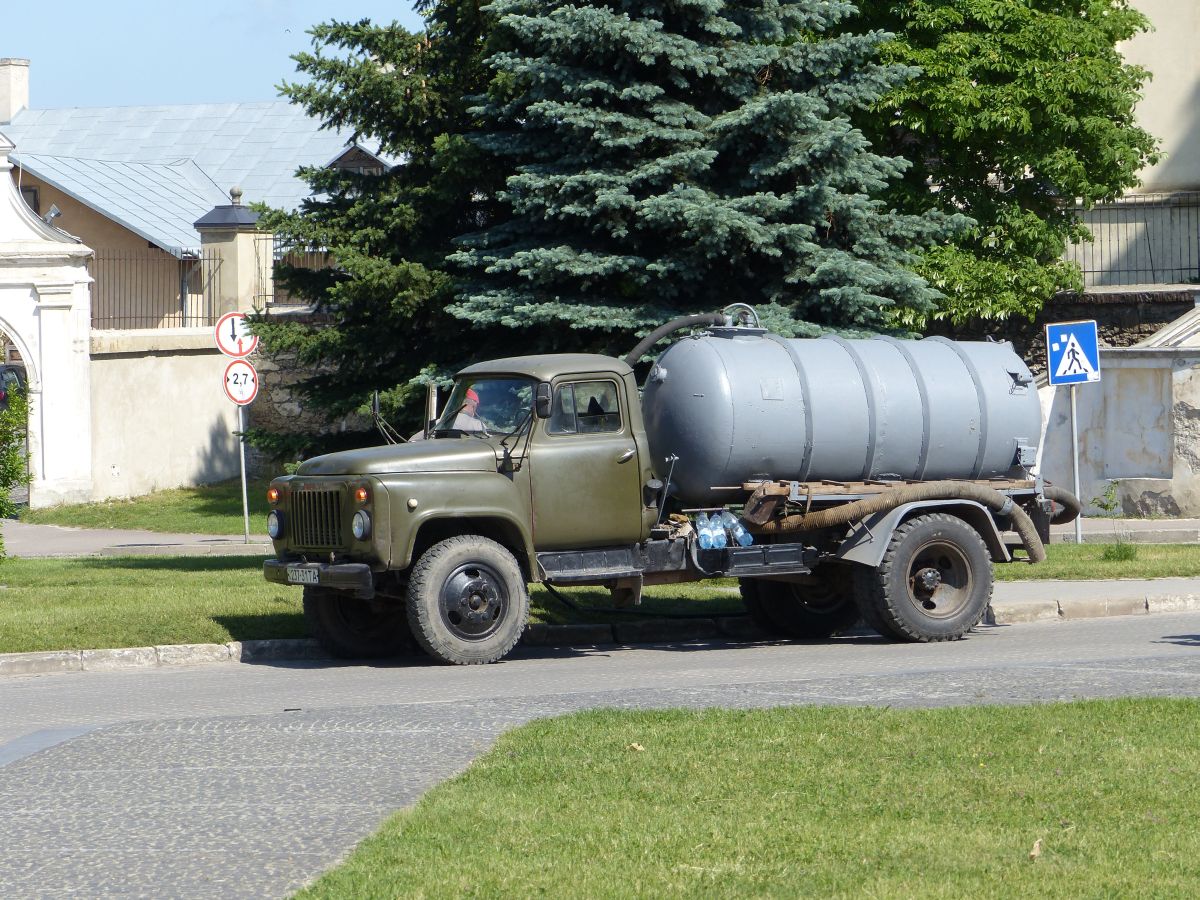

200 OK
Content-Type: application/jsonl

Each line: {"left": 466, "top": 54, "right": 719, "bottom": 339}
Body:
{"left": 854, "top": 512, "right": 993, "bottom": 642}
{"left": 406, "top": 535, "right": 529, "bottom": 665}
{"left": 303, "top": 586, "right": 412, "bottom": 659}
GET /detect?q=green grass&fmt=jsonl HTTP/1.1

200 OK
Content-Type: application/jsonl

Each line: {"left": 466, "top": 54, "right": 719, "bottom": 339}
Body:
{"left": 0, "top": 557, "right": 739, "bottom": 654}
{"left": 18, "top": 478, "right": 272, "bottom": 535}
{"left": 297, "top": 699, "right": 1200, "bottom": 898}
{"left": 0, "top": 556, "right": 304, "bottom": 653}
{"left": 0, "top": 544, "right": 1197, "bottom": 655}
{"left": 998, "top": 542, "right": 1200, "bottom": 581}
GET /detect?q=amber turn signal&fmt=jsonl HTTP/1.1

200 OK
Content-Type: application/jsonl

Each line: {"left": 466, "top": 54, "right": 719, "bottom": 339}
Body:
{"left": 266, "top": 487, "right": 281, "bottom": 504}
{"left": 354, "top": 486, "right": 370, "bottom": 503}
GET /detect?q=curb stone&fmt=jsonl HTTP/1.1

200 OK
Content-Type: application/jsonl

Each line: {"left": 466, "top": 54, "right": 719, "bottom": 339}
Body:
{"left": 4, "top": 597, "right": 1200, "bottom": 677}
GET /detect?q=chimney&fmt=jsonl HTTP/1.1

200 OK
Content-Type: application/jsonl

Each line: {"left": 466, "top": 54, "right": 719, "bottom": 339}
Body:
{"left": 0, "top": 58, "right": 30, "bottom": 123}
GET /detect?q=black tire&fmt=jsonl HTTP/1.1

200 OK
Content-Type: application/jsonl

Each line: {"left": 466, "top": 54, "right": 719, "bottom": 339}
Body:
{"left": 854, "top": 512, "right": 993, "bottom": 642}
{"left": 303, "top": 586, "right": 412, "bottom": 659}
{"left": 406, "top": 535, "right": 529, "bottom": 665}
{"left": 739, "top": 569, "right": 860, "bottom": 639}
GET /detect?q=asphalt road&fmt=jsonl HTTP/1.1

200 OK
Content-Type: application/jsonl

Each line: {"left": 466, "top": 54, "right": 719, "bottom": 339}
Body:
{"left": 2, "top": 613, "right": 1199, "bottom": 898}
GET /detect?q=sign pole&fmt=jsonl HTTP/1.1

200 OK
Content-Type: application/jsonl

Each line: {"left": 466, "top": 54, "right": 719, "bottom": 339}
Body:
{"left": 238, "top": 404, "right": 250, "bottom": 544}
{"left": 1070, "top": 384, "right": 1082, "bottom": 545}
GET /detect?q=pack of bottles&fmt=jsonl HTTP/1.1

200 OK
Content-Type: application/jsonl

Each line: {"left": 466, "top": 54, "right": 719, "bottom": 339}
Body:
{"left": 695, "top": 510, "right": 753, "bottom": 548}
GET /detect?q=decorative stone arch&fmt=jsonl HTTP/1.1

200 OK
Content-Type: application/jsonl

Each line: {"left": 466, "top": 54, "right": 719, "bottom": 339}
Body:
{"left": 0, "top": 134, "right": 94, "bottom": 506}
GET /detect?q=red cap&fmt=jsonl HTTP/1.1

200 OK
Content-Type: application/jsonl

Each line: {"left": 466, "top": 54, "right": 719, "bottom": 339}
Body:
{"left": 466, "top": 388, "right": 480, "bottom": 403}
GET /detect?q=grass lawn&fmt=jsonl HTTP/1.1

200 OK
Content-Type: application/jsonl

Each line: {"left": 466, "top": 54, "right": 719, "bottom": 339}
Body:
{"left": 0, "top": 542, "right": 1197, "bottom": 655}
{"left": 999, "top": 543, "right": 1200, "bottom": 581}
{"left": 0, "top": 557, "right": 740, "bottom": 654}
{"left": 297, "top": 699, "right": 1200, "bottom": 898}
{"left": 18, "top": 478, "right": 273, "bottom": 535}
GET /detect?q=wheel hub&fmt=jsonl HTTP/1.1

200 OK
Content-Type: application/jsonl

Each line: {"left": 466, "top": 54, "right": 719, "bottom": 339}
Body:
{"left": 440, "top": 564, "right": 507, "bottom": 639}
{"left": 914, "top": 567, "right": 942, "bottom": 594}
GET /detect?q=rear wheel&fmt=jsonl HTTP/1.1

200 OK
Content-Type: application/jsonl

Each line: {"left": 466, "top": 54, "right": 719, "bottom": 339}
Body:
{"left": 303, "top": 586, "right": 412, "bottom": 659}
{"left": 740, "top": 568, "right": 860, "bottom": 639}
{"left": 854, "top": 513, "right": 992, "bottom": 642}
{"left": 406, "top": 535, "right": 529, "bottom": 665}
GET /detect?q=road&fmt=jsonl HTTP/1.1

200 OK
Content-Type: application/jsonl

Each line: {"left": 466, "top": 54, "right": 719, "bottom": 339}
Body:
{"left": 2, "top": 613, "right": 1199, "bottom": 897}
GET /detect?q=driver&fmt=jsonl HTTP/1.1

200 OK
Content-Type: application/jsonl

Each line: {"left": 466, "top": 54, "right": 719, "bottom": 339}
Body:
{"left": 452, "top": 387, "right": 486, "bottom": 431}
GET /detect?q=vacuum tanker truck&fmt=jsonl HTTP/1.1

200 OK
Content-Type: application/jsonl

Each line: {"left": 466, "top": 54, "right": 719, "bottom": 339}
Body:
{"left": 263, "top": 307, "right": 1079, "bottom": 665}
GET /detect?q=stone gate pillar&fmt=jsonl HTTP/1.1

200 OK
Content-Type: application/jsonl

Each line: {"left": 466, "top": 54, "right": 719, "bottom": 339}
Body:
{"left": 0, "top": 134, "right": 94, "bottom": 507}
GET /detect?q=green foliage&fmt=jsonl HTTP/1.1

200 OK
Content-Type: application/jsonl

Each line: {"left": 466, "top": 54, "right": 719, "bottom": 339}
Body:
{"left": 850, "top": 0, "right": 1160, "bottom": 325}
{"left": 1090, "top": 478, "right": 1137, "bottom": 559}
{"left": 451, "top": 0, "right": 965, "bottom": 340}
{"left": 249, "top": 3, "right": 518, "bottom": 451}
{"left": 0, "top": 389, "right": 30, "bottom": 559}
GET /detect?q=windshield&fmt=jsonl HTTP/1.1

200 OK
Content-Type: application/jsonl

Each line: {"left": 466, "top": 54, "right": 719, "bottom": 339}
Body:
{"left": 432, "top": 376, "right": 535, "bottom": 436}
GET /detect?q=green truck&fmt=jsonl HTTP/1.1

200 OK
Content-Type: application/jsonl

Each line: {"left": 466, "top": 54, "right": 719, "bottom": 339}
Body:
{"left": 263, "top": 313, "right": 1076, "bottom": 665}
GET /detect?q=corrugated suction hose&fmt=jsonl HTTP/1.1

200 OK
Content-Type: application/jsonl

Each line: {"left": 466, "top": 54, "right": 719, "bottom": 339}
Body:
{"left": 752, "top": 480, "right": 1050, "bottom": 563}
{"left": 1043, "top": 484, "right": 1081, "bottom": 526}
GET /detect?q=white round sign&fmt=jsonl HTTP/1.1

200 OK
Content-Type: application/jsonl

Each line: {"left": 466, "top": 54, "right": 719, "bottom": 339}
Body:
{"left": 214, "top": 311, "right": 259, "bottom": 358}
{"left": 223, "top": 359, "right": 259, "bottom": 406}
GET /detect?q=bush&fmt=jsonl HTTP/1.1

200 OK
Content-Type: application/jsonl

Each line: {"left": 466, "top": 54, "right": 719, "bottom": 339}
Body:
{"left": 0, "top": 388, "right": 31, "bottom": 558}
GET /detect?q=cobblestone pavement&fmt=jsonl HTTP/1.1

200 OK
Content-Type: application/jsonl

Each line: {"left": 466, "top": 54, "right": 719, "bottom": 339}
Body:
{"left": 1, "top": 613, "right": 1199, "bottom": 897}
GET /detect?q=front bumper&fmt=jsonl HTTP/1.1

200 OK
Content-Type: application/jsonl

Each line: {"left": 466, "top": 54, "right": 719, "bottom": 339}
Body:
{"left": 263, "top": 558, "right": 375, "bottom": 599}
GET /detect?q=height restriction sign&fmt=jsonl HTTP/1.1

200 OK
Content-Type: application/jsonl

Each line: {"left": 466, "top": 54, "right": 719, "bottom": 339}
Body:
{"left": 215, "top": 311, "right": 259, "bottom": 358}
{"left": 223, "top": 359, "right": 259, "bottom": 406}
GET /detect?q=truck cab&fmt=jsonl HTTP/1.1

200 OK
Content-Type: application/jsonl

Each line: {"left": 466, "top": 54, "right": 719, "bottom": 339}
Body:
{"left": 264, "top": 353, "right": 656, "bottom": 664}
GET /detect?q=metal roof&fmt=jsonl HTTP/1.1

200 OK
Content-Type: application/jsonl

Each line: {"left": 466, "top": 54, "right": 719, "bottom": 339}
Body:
{"left": 0, "top": 101, "right": 397, "bottom": 256}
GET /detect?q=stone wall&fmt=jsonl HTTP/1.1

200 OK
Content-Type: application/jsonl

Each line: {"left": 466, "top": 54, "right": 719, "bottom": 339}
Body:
{"left": 246, "top": 308, "right": 370, "bottom": 476}
{"left": 934, "top": 288, "right": 1197, "bottom": 377}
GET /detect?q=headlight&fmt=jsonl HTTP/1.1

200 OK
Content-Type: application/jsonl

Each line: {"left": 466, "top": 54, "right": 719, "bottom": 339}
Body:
{"left": 352, "top": 510, "right": 372, "bottom": 540}
{"left": 267, "top": 510, "right": 284, "bottom": 539}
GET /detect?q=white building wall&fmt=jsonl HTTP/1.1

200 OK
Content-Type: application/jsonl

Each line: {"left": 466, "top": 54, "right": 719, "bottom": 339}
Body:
{"left": 1124, "top": 1, "right": 1200, "bottom": 192}
{"left": 1039, "top": 347, "right": 1200, "bottom": 516}
{"left": 89, "top": 330, "right": 241, "bottom": 500}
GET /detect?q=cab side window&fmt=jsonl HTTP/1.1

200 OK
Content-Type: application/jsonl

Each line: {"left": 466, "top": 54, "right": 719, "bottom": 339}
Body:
{"left": 547, "top": 380, "right": 622, "bottom": 435}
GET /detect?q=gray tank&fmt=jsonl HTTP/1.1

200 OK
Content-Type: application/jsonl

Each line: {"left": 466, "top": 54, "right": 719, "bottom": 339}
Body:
{"left": 642, "top": 328, "right": 1042, "bottom": 505}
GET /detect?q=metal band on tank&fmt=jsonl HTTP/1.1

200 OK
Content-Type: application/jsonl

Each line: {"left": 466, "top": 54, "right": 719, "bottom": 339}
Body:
{"left": 925, "top": 336, "right": 988, "bottom": 477}
{"left": 764, "top": 334, "right": 815, "bottom": 479}
{"left": 875, "top": 336, "right": 931, "bottom": 479}
{"left": 823, "top": 334, "right": 879, "bottom": 480}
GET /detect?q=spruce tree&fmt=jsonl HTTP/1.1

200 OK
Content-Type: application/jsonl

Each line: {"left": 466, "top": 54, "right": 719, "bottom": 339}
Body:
{"left": 250, "top": 2, "right": 511, "bottom": 453}
{"left": 450, "top": 0, "right": 962, "bottom": 341}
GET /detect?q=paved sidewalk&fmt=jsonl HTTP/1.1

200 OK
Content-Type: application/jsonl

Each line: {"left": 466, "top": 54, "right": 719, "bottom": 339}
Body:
{"left": 0, "top": 520, "right": 271, "bottom": 557}
{"left": 1050, "top": 516, "right": 1200, "bottom": 544}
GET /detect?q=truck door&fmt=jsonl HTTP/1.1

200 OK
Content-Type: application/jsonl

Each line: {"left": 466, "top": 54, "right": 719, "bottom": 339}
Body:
{"left": 529, "top": 377, "right": 645, "bottom": 549}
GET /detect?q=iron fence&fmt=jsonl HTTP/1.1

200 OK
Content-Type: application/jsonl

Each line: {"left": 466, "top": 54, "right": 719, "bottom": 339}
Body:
{"left": 90, "top": 249, "right": 222, "bottom": 330}
{"left": 254, "top": 234, "right": 332, "bottom": 309}
{"left": 1066, "top": 191, "right": 1200, "bottom": 288}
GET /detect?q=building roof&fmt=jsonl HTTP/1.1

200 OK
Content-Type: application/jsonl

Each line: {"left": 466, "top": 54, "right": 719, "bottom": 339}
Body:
{"left": 0, "top": 101, "right": 395, "bottom": 256}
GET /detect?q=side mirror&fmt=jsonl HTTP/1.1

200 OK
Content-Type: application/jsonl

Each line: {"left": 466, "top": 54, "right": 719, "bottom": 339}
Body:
{"left": 535, "top": 382, "right": 553, "bottom": 419}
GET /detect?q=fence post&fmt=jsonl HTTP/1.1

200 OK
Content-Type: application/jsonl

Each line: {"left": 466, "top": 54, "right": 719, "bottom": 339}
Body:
{"left": 194, "top": 186, "right": 271, "bottom": 315}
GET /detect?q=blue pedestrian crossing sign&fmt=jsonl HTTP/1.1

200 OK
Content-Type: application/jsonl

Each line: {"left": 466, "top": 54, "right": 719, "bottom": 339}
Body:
{"left": 1046, "top": 320, "right": 1101, "bottom": 386}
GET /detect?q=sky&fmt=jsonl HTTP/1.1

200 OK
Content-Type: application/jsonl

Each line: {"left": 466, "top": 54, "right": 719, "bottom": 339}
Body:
{"left": 4, "top": 1, "right": 424, "bottom": 108}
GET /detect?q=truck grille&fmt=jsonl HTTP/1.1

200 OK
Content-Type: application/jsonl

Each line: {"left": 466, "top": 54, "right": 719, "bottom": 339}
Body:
{"left": 291, "top": 489, "right": 344, "bottom": 548}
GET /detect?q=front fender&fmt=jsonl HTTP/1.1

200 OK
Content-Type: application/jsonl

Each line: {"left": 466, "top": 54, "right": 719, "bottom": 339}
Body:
{"left": 380, "top": 471, "right": 535, "bottom": 573}
{"left": 835, "top": 500, "right": 1009, "bottom": 568}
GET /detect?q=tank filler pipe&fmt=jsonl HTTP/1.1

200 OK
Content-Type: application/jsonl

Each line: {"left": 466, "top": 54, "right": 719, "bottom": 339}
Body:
{"left": 623, "top": 312, "right": 727, "bottom": 367}
{"left": 752, "top": 480, "right": 1058, "bottom": 564}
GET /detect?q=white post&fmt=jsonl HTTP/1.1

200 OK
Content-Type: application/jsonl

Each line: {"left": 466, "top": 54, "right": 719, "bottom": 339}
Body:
{"left": 238, "top": 404, "right": 250, "bottom": 543}
{"left": 1070, "top": 384, "right": 1083, "bottom": 544}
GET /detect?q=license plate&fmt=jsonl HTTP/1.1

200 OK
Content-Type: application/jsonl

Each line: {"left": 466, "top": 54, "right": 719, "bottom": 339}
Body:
{"left": 287, "top": 566, "right": 320, "bottom": 585}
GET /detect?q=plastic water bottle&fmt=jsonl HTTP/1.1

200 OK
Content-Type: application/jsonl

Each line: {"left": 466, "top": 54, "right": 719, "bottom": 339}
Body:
{"left": 696, "top": 512, "right": 714, "bottom": 549}
{"left": 709, "top": 512, "right": 728, "bottom": 549}
{"left": 720, "top": 510, "right": 754, "bottom": 547}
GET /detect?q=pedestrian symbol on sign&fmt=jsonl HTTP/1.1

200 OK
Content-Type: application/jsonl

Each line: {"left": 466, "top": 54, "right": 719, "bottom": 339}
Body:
{"left": 1053, "top": 333, "right": 1099, "bottom": 381}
